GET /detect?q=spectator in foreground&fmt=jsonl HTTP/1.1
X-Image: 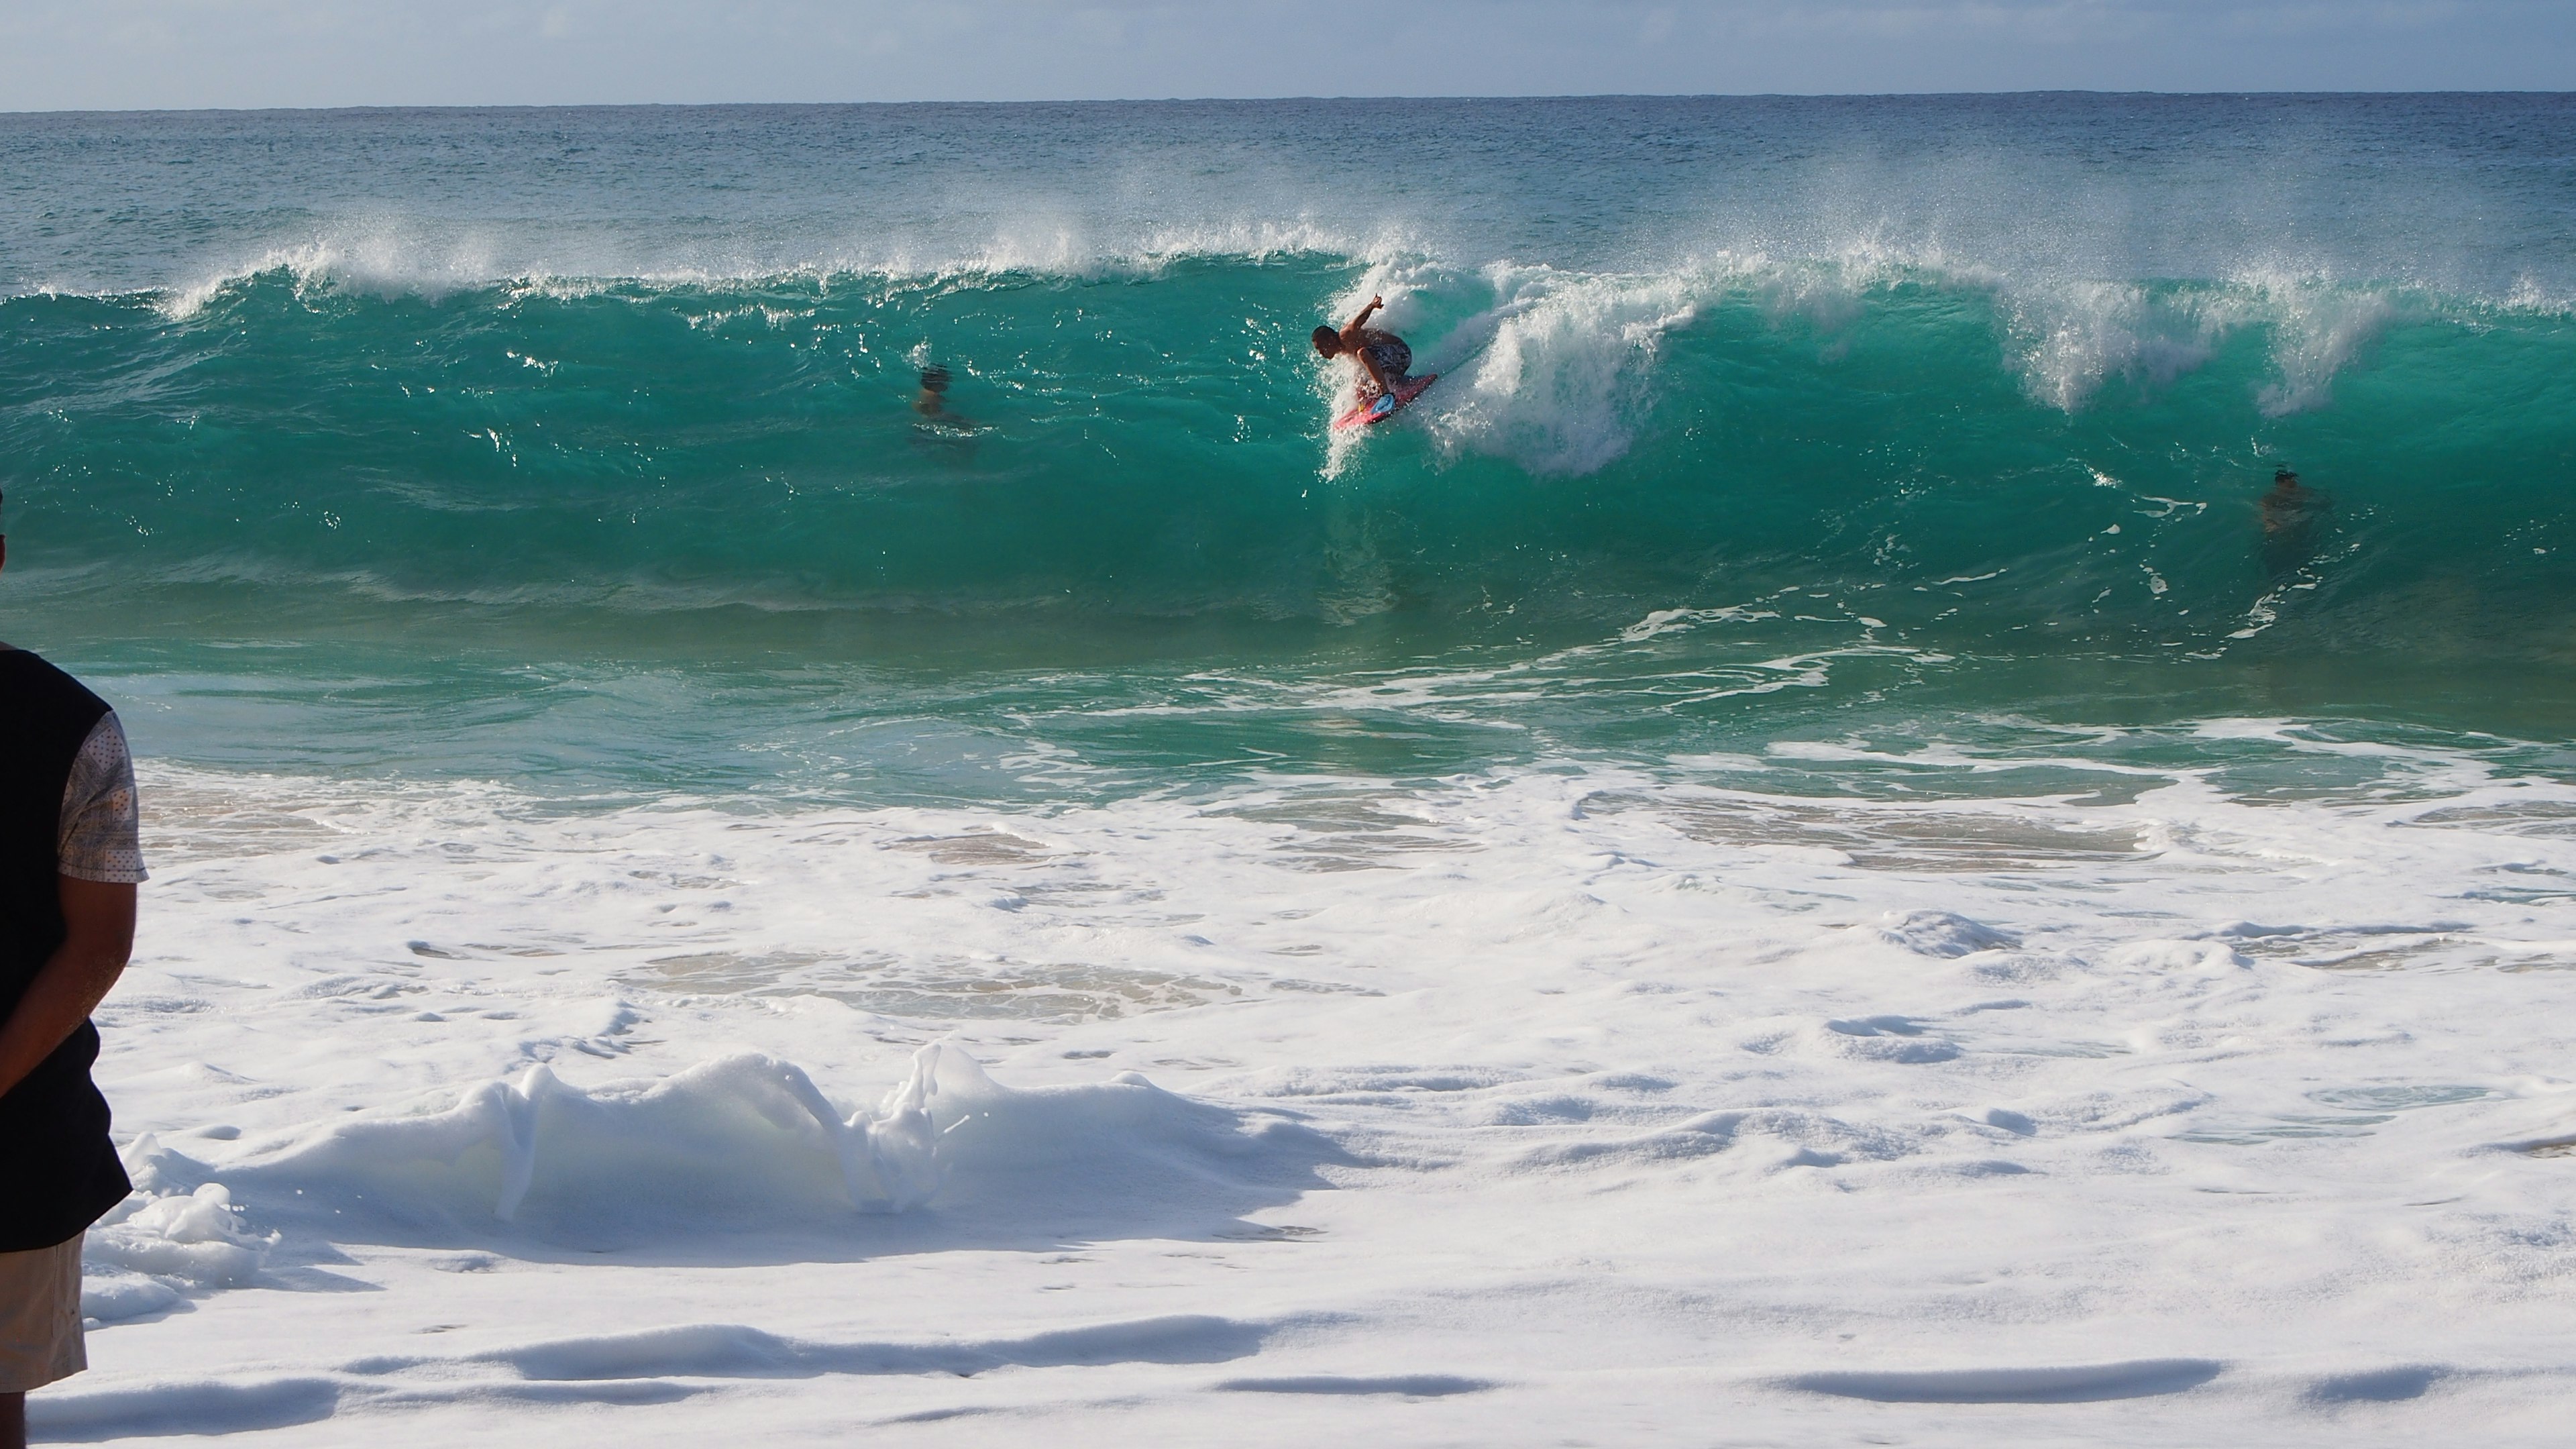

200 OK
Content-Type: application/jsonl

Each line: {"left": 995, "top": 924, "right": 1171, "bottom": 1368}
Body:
{"left": 0, "top": 493, "right": 148, "bottom": 1448}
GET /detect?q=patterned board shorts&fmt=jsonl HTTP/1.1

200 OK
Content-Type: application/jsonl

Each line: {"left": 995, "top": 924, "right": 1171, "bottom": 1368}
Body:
{"left": 0, "top": 1235, "right": 86, "bottom": 1394}
{"left": 1360, "top": 338, "right": 1414, "bottom": 390}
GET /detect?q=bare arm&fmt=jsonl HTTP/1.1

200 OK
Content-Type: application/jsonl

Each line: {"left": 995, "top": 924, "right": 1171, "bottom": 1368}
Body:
{"left": 0, "top": 877, "right": 135, "bottom": 1099}
{"left": 1340, "top": 294, "right": 1384, "bottom": 342}
{"left": 1352, "top": 348, "right": 1393, "bottom": 394}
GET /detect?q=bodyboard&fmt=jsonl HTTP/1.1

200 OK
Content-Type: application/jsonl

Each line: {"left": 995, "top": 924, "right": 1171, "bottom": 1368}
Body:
{"left": 1332, "top": 372, "right": 1438, "bottom": 431}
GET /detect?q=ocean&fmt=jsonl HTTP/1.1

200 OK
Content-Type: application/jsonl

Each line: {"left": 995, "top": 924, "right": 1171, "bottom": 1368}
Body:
{"left": 8, "top": 95, "right": 2576, "bottom": 1444}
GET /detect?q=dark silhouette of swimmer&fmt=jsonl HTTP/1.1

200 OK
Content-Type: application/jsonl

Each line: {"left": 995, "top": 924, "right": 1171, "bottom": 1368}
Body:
{"left": 2261, "top": 467, "right": 2329, "bottom": 576}
{"left": 917, "top": 363, "right": 973, "bottom": 438}
{"left": 1311, "top": 295, "right": 1415, "bottom": 400}
{"left": 912, "top": 363, "right": 979, "bottom": 453}
{"left": 912, "top": 366, "right": 972, "bottom": 433}
{"left": 2261, "top": 468, "right": 2313, "bottom": 536}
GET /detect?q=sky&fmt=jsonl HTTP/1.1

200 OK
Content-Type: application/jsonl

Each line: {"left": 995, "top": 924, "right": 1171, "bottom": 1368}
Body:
{"left": 0, "top": 0, "right": 2569, "bottom": 110}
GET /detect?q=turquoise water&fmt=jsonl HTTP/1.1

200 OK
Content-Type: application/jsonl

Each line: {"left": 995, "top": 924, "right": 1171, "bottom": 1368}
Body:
{"left": 5, "top": 97, "right": 2574, "bottom": 801}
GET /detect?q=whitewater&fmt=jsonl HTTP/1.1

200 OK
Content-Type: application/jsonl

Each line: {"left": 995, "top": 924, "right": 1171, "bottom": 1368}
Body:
{"left": 5, "top": 95, "right": 2576, "bottom": 1444}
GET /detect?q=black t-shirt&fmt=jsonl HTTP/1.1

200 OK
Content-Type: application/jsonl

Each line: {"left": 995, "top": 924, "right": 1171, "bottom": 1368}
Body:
{"left": 1, "top": 649, "right": 134, "bottom": 1251}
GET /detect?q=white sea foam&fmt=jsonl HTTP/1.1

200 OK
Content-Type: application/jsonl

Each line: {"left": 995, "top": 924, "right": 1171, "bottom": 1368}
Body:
{"left": 232, "top": 1050, "right": 947, "bottom": 1232}
{"left": 146, "top": 215, "right": 1405, "bottom": 321}
{"left": 1423, "top": 261, "right": 1703, "bottom": 476}
{"left": 38, "top": 735, "right": 2576, "bottom": 1440}
{"left": 80, "top": 1180, "right": 276, "bottom": 1323}
{"left": 1305, "top": 245, "right": 2444, "bottom": 480}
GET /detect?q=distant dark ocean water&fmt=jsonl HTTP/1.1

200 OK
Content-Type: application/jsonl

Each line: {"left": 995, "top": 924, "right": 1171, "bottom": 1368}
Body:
{"left": 4, "top": 96, "right": 2573, "bottom": 802}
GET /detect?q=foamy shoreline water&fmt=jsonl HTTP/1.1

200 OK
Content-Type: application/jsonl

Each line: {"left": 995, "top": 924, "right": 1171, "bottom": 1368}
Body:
{"left": 36, "top": 735, "right": 2576, "bottom": 1442}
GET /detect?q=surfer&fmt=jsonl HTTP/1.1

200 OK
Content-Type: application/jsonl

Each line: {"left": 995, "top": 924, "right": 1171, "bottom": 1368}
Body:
{"left": 1311, "top": 296, "right": 1415, "bottom": 401}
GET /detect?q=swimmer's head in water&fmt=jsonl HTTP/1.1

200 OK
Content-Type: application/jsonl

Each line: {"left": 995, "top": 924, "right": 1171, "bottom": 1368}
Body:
{"left": 1311, "top": 326, "right": 1341, "bottom": 359}
{"left": 2275, "top": 467, "right": 2300, "bottom": 487}
{"left": 919, "top": 366, "right": 951, "bottom": 393}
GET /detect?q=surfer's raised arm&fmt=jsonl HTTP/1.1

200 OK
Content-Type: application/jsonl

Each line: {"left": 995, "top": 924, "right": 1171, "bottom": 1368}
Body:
{"left": 1340, "top": 295, "right": 1385, "bottom": 341}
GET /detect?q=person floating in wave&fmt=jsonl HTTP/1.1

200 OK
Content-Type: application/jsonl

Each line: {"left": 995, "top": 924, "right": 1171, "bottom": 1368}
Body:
{"left": 1313, "top": 295, "right": 1436, "bottom": 427}
{"left": 2260, "top": 466, "right": 2329, "bottom": 576}
{"left": 912, "top": 366, "right": 972, "bottom": 432}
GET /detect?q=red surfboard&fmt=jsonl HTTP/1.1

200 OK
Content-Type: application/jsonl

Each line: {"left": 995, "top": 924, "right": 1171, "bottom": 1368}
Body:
{"left": 1332, "top": 372, "right": 1439, "bottom": 431}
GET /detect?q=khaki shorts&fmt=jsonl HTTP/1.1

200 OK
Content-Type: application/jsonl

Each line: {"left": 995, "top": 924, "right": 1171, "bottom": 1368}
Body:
{"left": 0, "top": 1235, "right": 86, "bottom": 1394}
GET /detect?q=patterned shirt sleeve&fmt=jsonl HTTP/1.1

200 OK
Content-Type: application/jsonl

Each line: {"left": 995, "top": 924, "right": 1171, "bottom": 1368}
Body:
{"left": 58, "top": 712, "right": 148, "bottom": 884}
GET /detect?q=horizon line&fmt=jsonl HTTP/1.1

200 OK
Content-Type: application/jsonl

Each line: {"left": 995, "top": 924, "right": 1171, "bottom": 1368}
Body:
{"left": 8, "top": 88, "right": 2574, "bottom": 119}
